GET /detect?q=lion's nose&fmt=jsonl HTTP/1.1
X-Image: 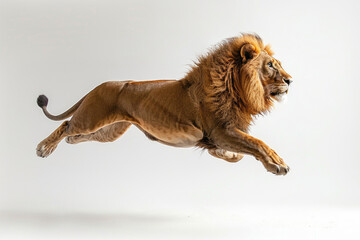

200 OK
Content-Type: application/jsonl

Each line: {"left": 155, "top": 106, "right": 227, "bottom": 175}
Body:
{"left": 284, "top": 79, "right": 293, "bottom": 85}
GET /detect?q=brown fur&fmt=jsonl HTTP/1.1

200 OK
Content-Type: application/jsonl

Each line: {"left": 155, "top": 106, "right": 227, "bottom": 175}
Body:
{"left": 36, "top": 33, "right": 292, "bottom": 175}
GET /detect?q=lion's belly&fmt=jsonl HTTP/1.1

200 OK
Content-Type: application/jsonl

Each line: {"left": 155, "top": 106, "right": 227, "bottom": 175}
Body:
{"left": 138, "top": 124, "right": 203, "bottom": 147}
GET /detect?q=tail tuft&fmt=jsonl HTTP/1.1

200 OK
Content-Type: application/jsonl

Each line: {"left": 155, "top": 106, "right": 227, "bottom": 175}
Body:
{"left": 37, "top": 95, "right": 48, "bottom": 108}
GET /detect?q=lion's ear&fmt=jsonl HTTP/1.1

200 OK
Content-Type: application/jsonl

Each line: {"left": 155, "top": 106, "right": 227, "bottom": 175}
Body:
{"left": 240, "top": 43, "right": 258, "bottom": 63}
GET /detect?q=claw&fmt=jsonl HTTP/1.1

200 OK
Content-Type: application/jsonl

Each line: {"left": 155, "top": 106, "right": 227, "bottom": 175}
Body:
{"left": 276, "top": 165, "right": 280, "bottom": 174}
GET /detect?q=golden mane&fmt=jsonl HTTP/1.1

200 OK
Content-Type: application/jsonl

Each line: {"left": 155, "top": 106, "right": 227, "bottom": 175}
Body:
{"left": 184, "top": 34, "right": 274, "bottom": 130}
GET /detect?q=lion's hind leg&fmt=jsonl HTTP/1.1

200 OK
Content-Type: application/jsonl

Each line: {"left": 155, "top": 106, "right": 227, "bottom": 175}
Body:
{"left": 208, "top": 148, "right": 244, "bottom": 163}
{"left": 66, "top": 122, "right": 131, "bottom": 144}
{"left": 36, "top": 121, "right": 70, "bottom": 158}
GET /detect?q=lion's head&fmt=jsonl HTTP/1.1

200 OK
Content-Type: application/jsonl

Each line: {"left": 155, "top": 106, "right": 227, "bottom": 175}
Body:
{"left": 185, "top": 34, "right": 293, "bottom": 129}
{"left": 190, "top": 34, "right": 292, "bottom": 121}
{"left": 238, "top": 37, "right": 292, "bottom": 105}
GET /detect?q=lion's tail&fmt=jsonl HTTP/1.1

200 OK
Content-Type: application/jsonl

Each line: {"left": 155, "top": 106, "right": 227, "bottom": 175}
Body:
{"left": 37, "top": 94, "right": 86, "bottom": 121}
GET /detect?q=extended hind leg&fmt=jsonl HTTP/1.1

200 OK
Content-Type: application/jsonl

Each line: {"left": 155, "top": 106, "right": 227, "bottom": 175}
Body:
{"left": 36, "top": 82, "right": 132, "bottom": 157}
{"left": 36, "top": 110, "right": 113, "bottom": 157}
{"left": 208, "top": 148, "right": 244, "bottom": 163}
{"left": 36, "top": 121, "right": 71, "bottom": 158}
{"left": 66, "top": 122, "right": 131, "bottom": 144}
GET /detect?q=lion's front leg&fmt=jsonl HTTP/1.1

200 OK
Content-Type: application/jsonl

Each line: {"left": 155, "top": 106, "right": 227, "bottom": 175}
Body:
{"left": 208, "top": 148, "right": 244, "bottom": 163}
{"left": 210, "top": 127, "right": 290, "bottom": 175}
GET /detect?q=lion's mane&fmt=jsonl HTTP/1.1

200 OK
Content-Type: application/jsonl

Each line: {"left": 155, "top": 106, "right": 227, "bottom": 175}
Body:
{"left": 184, "top": 34, "right": 275, "bottom": 131}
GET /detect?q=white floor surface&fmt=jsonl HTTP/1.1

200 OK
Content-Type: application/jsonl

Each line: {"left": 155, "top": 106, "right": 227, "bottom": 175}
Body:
{"left": 1, "top": 205, "right": 359, "bottom": 240}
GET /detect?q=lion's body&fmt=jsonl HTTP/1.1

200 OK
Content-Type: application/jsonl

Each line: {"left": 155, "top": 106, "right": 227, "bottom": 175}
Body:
{"left": 98, "top": 80, "right": 203, "bottom": 147}
{"left": 37, "top": 34, "right": 292, "bottom": 175}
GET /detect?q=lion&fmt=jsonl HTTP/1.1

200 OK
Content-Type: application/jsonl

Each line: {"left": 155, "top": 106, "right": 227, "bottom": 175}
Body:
{"left": 36, "top": 33, "right": 292, "bottom": 175}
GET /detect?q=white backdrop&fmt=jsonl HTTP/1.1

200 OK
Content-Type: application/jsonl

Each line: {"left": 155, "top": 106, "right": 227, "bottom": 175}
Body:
{"left": 1, "top": 0, "right": 360, "bottom": 239}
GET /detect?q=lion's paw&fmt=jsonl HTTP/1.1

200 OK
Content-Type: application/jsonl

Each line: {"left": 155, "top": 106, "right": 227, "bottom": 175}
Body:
{"left": 264, "top": 162, "right": 290, "bottom": 175}
{"left": 65, "top": 136, "right": 76, "bottom": 144}
{"left": 65, "top": 135, "right": 88, "bottom": 144}
{"left": 209, "top": 148, "right": 244, "bottom": 163}
{"left": 260, "top": 149, "right": 290, "bottom": 175}
{"left": 36, "top": 142, "right": 57, "bottom": 158}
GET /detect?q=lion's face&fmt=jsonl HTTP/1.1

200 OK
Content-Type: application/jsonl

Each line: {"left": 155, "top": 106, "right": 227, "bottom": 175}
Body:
{"left": 207, "top": 35, "right": 293, "bottom": 114}
{"left": 255, "top": 51, "right": 292, "bottom": 102}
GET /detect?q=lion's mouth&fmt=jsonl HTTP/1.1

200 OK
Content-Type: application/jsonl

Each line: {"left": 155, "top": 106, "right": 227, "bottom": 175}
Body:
{"left": 270, "top": 90, "right": 288, "bottom": 102}
{"left": 271, "top": 92, "right": 284, "bottom": 96}
{"left": 270, "top": 89, "right": 288, "bottom": 96}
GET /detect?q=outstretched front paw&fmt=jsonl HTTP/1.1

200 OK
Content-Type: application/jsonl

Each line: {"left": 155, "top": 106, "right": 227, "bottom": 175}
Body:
{"left": 263, "top": 161, "right": 290, "bottom": 175}
{"left": 260, "top": 149, "right": 290, "bottom": 175}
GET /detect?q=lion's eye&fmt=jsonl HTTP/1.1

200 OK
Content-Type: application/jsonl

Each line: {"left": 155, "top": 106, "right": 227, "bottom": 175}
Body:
{"left": 267, "top": 62, "right": 273, "bottom": 68}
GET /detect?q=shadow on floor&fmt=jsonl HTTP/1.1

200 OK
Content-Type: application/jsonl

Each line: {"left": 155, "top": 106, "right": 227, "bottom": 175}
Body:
{"left": 0, "top": 210, "right": 184, "bottom": 228}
